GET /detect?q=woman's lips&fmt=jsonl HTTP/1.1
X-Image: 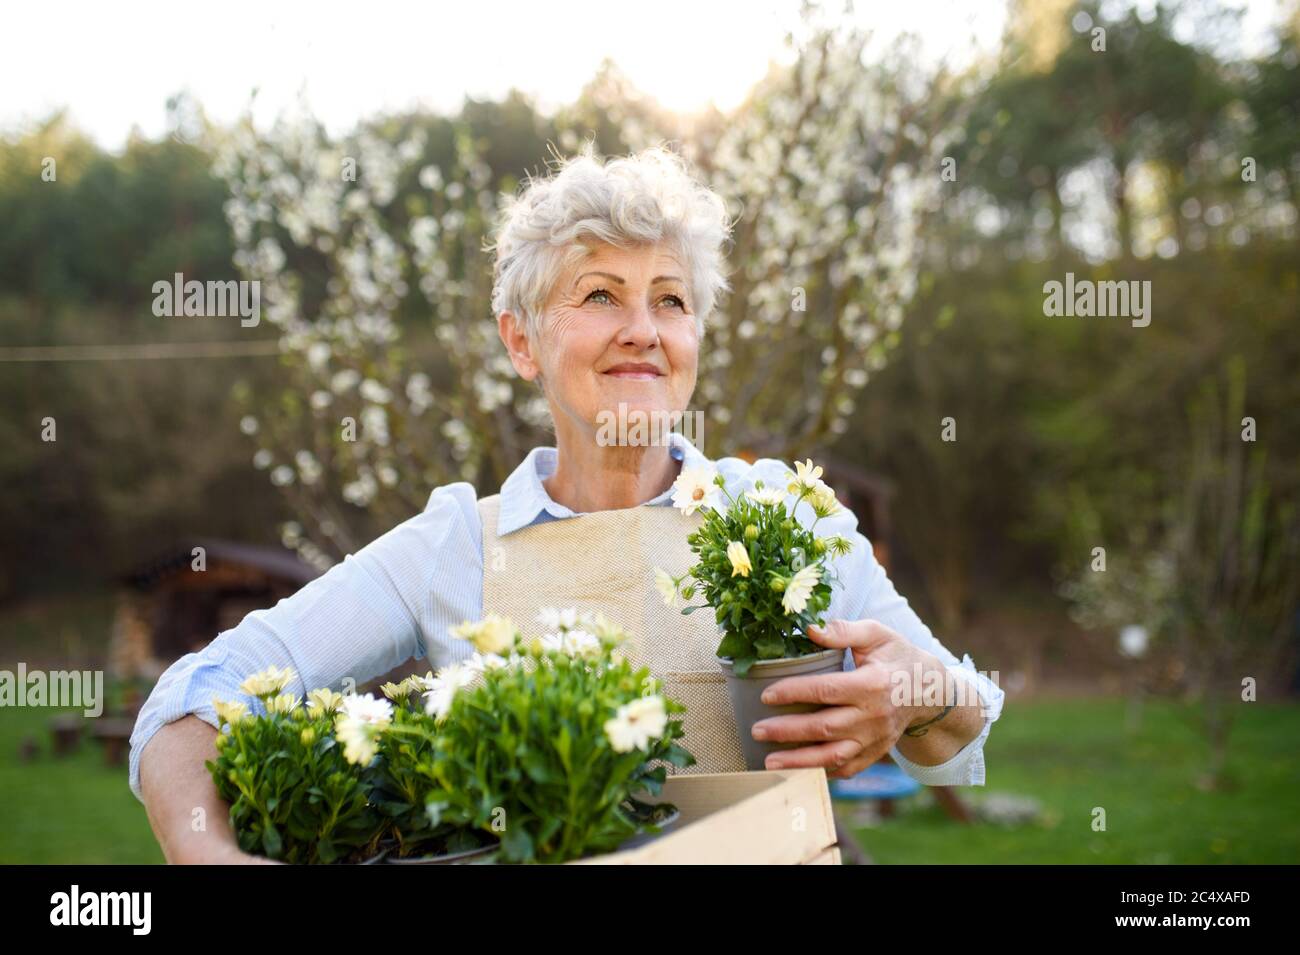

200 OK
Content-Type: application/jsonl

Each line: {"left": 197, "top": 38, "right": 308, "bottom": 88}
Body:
{"left": 603, "top": 365, "right": 664, "bottom": 380}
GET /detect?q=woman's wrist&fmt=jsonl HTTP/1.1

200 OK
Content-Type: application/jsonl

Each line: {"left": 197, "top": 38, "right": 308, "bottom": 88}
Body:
{"left": 901, "top": 654, "right": 953, "bottom": 733}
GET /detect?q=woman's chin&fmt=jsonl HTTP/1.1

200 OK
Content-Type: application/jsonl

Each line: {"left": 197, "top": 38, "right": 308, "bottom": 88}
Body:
{"left": 589, "top": 398, "right": 687, "bottom": 446}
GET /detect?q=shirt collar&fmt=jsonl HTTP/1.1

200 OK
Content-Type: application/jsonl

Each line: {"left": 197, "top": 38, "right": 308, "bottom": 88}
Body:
{"left": 495, "top": 431, "right": 711, "bottom": 537}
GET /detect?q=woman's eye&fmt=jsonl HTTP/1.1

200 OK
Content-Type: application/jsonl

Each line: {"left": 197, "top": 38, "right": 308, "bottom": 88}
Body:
{"left": 584, "top": 289, "right": 613, "bottom": 305}
{"left": 661, "top": 294, "right": 686, "bottom": 310}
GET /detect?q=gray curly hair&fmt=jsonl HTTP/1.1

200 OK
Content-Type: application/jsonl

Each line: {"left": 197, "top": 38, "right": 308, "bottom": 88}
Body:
{"left": 489, "top": 144, "right": 732, "bottom": 340}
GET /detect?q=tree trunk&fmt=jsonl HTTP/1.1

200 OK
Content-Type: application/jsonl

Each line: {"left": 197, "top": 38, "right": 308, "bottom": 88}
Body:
{"left": 1113, "top": 157, "right": 1132, "bottom": 260}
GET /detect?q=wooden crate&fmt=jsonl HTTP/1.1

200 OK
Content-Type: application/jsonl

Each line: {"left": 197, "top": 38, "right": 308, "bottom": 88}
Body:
{"left": 576, "top": 768, "right": 841, "bottom": 865}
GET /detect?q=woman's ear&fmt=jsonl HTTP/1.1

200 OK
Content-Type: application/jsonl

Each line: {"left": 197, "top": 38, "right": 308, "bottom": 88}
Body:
{"left": 498, "top": 311, "right": 540, "bottom": 381}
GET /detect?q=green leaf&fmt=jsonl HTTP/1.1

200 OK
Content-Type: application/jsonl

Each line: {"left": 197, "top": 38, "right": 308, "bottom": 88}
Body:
{"left": 317, "top": 839, "right": 339, "bottom": 864}
{"left": 446, "top": 828, "right": 482, "bottom": 853}
{"left": 754, "top": 632, "right": 786, "bottom": 659}
{"left": 261, "top": 823, "right": 283, "bottom": 858}
{"left": 501, "top": 824, "right": 534, "bottom": 863}
{"left": 717, "top": 631, "right": 747, "bottom": 659}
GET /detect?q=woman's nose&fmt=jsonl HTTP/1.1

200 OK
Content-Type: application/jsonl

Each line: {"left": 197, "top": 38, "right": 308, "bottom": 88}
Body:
{"left": 617, "top": 302, "right": 659, "bottom": 349}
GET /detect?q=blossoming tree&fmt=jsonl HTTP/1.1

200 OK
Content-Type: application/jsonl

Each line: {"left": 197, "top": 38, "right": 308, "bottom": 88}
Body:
{"left": 216, "top": 13, "right": 952, "bottom": 565}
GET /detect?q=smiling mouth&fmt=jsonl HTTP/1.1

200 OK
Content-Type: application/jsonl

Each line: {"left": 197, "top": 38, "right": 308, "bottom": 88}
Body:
{"left": 602, "top": 365, "right": 664, "bottom": 380}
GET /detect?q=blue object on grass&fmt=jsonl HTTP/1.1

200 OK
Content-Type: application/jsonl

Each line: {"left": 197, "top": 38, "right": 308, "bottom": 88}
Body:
{"left": 829, "top": 762, "right": 923, "bottom": 801}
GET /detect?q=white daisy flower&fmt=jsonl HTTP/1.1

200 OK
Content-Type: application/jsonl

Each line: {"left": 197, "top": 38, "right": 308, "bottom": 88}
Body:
{"left": 781, "top": 564, "right": 822, "bottom": 615}
{"left": 464, "top": 650, "right": 511, "bottom": 675}
{"left": 536, "top": 607, "right": 580, "bottom": 631}
{"left": 604, "top": 696, "right": 669, "bottom": 752}
{"left": 671, "top": 465, "right": 721, "bottom": 515}
{"left": 423, "top": 662, "right": 476, "bottom": 721}
{"left": 654, "top": 568, "right": 681, "bottom": 607}
{"left": 334, "top": 693, "right": 394, "bottom": 766}
{"left": 746, "top": 487, "right": 786, "bottom": 507}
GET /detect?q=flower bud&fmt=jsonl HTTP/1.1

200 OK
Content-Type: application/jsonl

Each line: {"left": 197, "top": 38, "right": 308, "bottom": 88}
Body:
{"left": 770, "top": 577, "right": 787, "bottom": 593}
{"left": 744, "top": 524, "right": 758, "bottom": 541}
{"left": 300, "top": 726, "right": 317, "bottom": 746}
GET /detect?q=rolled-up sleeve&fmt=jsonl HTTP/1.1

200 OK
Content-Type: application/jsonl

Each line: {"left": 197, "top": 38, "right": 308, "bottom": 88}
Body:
{"left": 128, "top": 482, "right": 482, "bottom": 802}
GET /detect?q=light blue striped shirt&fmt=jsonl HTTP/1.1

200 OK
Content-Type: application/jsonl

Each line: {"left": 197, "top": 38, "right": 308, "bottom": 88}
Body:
{"left": 128, "top": 432, "right": 1003, "bottom": 800}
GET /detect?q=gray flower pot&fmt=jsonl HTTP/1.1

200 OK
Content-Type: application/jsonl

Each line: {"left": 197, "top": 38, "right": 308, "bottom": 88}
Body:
{"left": 384, "top": 843, "right": 498, "bottom": 864}
{"left": 719, "top": 648, "right": 845, "bottom": 771}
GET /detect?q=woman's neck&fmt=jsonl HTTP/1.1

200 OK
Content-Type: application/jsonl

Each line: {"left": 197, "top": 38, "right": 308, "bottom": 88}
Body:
{"left": 543, "top": 432, "right": 681, "bottom": 514}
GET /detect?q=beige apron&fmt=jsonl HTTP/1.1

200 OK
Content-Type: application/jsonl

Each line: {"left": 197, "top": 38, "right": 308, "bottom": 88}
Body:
{"left": 470, "top": 493, "right": 747, "bottom": 775}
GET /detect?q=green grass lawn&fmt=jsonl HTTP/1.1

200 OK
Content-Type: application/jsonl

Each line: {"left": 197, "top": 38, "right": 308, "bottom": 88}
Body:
{"left": 0, "top": 705, "right": 163, "bottom": 864}
{"left": 0, "top": 696, "right": 1296, "bottom": 863}
{"left": 843, "top": 697, "right": 1300, "bottom": 864}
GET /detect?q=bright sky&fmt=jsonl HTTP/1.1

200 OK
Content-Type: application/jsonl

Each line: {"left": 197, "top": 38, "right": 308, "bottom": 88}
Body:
{"left": 5, "top": 0, "right": 1009, "bottom": 148}
{"left": 4, "top": 0, "right": 1285, "bottom": 149}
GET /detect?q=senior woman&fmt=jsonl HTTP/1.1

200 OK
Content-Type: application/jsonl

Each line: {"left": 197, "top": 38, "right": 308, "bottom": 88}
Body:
{"left": 131, "top": 146, "right": 1004, "bottom": 864}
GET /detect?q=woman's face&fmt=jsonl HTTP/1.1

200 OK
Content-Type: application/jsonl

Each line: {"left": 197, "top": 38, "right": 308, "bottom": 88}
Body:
{"left": 503, "top": 241, "right": 700, "bottom": 444}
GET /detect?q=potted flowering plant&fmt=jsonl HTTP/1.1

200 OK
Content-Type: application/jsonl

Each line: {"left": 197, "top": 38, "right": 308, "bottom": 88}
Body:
{"left": 348, "top": 609, "right": 694, "bottom": 864}
{"left": 655, "top": 459, "right": 856, "bottom": 770}
{"left": 206, "top": 668, "right": 384, "bottom": 864}
{"left": 358, "top": 677, "right": 497, "bottom": 863}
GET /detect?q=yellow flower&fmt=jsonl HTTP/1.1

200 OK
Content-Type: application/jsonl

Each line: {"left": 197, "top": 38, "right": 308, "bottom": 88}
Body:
{"left": 450, "top": 613, "right": 517, "bottom": 656}
{"left": 654, "top": 568, "right": 681, "bottom": 607}
{"left": 586, "top": 611, "right": 627, "bottom": 645}
{"left": 305, "top": 688, "right": 344, "bottom": 717}
{"left": 265, "top": 693, "right": 301, "bottom": 715}
{"left": 786, "top": 459, "right": 824, "bottom": 493}
{"left": 239, "top": 664, "right": 296, "bottom": 698}
{"left": 213, "top": 698, "right": 248, "bottom": 727}
{"left": 726, "top": 541, "right": 752, "bottom": 578}
{"left": 807, "top": 480, "right": 842, "bottom": 518}
{"left": 380, "top": 681, "right": 410, "bottom": 702}
{"left": 781, "top": 564, "right": 821, "bottom": 615}
{"left": 399, "top": 674, "right": 427, "bottom": 696}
